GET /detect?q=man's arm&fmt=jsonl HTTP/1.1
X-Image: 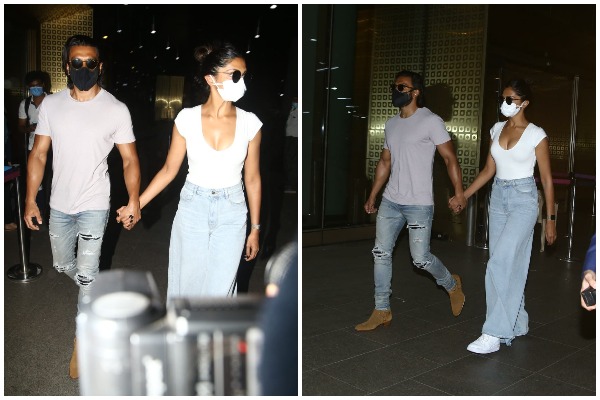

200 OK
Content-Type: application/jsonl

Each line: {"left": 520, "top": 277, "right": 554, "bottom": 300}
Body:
{"left": 436, "top": 140, "right": 466, "bottom": 209}
{"left": 115, "top": 142, "right": 141, "bottom": 228}
{"left": 24, "top": 135, "right": 51, "bottom": 230}
{"left": 365, "top": 149, "right": 391, "bottom": 214}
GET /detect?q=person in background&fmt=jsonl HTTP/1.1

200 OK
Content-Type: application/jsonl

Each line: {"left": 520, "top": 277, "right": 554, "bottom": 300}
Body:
{"left": 580, "top": 234, "right": 595, "bottom": 311}
{"left": 118, "top": 40, "right": 261, "bottom": 301}
{"left": 18, "top": 70, "right": 50, "bottom": 222}
{"left": 5, "top": 111, "right": 17, "bottom": 231}
{"left": 24, "top": 34, "right": 141, "bottom": 379}
{"left": 355, "top": 70, "right": 466, "bottom": 332}
{"left": 450, "top": 78, "right": 556, "bottom": 353}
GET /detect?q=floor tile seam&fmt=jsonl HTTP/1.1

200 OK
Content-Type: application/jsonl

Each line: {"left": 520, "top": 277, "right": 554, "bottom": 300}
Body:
{"left": 525, "top": 331, "right": 590, "bottom": 351}
{"left": 307, "top": 369, "right": 367, "bottom": 395}
{"left": 535, "top": 347, "right": 596, "bottom": 385}
{"left": 521, "top": 370, "right": 597, "bottom": 394}
{"left": 365, "top": 378, "right": 454, "bottom": 396}
{"left": 488, "top": 371, "right": 537, "bottom": 395}
{"left": 472, "top": 353, "right": 537, "bottom": 374}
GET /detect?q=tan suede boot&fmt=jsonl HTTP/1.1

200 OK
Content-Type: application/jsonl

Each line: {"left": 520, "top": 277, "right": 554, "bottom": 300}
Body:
{"left": 69, "top": 338, "right": 78, "bottom": 379}
{"left": 448, "top": 274, "right": 465, "bottom": 316}
{"left": 355, "top": 309, "right": 392, "bottom": 331}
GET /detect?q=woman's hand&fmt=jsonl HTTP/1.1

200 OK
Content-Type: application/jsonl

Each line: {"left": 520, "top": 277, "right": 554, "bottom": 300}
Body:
{"left": 244, "top": 230, "right": 260, "bottom": 261}
{"left": 545, "top": 220, "right": 557, "bottom": 245}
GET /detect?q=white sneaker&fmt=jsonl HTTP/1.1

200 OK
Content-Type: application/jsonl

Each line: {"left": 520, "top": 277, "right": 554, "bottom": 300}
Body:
{"left": 467, "top": 334, "right": 500, "bottom": 354}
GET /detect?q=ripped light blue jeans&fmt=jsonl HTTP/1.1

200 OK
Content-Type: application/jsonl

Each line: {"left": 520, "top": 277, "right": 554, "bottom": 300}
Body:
{"left": 373, "top": 197, "right": 456, "bottom": 310}
{"left": 483, "top": 176, "right": 538, "bottom": 344}
{"left": 49, "top": 208, "right": 109, "bottom": 313}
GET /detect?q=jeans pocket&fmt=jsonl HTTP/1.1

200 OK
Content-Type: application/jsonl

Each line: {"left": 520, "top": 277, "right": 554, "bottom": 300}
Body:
{"left": 228, "top": 189, "right": 246, "bottom": 205}
{"left": 180, "top": 185, "right": 194, "bottom": 201}
{"left": 514, "top": 184, "right": 534, "bottom": 194}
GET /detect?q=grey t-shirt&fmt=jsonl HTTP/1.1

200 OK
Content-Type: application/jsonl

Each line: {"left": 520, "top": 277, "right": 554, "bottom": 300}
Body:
{"left": 35, "top": 88, "right": 135, "bottom": 214}
{"left": 382, "top": 107, "right": 450, "bottom": 205}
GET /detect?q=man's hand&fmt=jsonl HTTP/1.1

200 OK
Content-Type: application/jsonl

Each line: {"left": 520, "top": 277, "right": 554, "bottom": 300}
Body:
{"left": 364, "top": 197, "right": 378, "bottom": 214}
{"left": 24, "top": 201, "right": 42, "bottom": 230}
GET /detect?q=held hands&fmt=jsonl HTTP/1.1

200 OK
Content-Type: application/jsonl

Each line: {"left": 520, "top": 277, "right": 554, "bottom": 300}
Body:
{"left": 581, "top": 270, "right": 596, "bottom": 311}
{"left": 244, "top": 230, "right": 260, "bottom": 261}
{"left": 448, "top": 194, "right": 467, "bottom": 214}
{"left": 115, "top": 200, "right": 142, "bottom": 231}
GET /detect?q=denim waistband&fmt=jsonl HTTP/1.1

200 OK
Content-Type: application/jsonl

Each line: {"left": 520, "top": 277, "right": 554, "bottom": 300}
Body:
{"left": 183, "top": 180, "right": 244, "bottom": 197}
{"left": 494, "top": 176, "right": 535, "bottom": 187}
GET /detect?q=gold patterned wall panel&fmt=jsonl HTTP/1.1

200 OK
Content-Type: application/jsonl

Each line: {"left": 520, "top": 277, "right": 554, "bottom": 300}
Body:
{"left": 366, "top": 5, "right": 487, "bottom": 186}
{"left": 41, "top": 9, "right": 93, "bottom": 93}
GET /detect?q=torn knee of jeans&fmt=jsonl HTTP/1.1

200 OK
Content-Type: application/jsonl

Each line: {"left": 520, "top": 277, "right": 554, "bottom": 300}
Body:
{"left": 75, "top": 272, "right": 95, "bottom": 287}
{"left": 407, "top": 222, "right": 426, "bottom": 230}
{"left": 413, "top": 259, "right": 431, "bottom": 269}
{"left": 372, "top": 246, "right": 391, "bottom": 259}
{"left": 81, "top": 249, "right": 96, "bottom": 256}
{"left": 79, "top": 232, "right": 101, "bottom": 241}
{"left": 54, "top": 261, "right": 76, "bottom": 273}
{"left": 49, "top": 231, "right": 59, "bottom": 238}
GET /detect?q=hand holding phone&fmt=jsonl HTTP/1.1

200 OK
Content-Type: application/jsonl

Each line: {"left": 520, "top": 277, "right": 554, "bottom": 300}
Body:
{"left": 581, "top": 286, "right": 596, "bottom": 307}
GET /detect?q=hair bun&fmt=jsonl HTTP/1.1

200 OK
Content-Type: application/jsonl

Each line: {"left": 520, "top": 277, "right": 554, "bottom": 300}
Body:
{"left": 194, "top": 45, "right": 213, "bottom": 63}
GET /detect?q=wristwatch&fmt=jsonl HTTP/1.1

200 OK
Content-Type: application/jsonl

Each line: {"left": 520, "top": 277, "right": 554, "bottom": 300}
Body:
{"left": 251, "top": 224, "right": 261, "bottom": 231}
{"left": 547, "top": 215, "right": 556, "bottom": 221}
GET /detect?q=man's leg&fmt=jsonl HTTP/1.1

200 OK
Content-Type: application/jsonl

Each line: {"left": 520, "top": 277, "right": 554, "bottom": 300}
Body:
{"left": 74, "top": 210, "right": 110, "bottom": 307}
{"left": 355, "top": 198, "right": 405, "bottom": 331}
{"left": 49, "top": 209, "right": 79, "bottom": 290}
{"left": 403, "top": 205, "right": 465, "bottom": 316}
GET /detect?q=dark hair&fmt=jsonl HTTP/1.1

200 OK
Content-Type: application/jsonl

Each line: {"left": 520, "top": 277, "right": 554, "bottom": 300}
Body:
{"left": 24, "top": 71, "right": 45, "bottom": 86}
{"left": 62, "top": 35, "right": 102, "bottom": 89}
{"left": 395, "top": 70, "right": 425, "bottom": 107}
{"left": 193, "top": 41, "right": 244, "bottom": 104}
{"left": 504, "top": 78, "right": 532, "bottom": 102}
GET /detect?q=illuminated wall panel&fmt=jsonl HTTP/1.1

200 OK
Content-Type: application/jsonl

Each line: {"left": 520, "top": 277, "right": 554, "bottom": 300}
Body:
{"left": 366, "top": 5, "right": 487, "bottom": 185}
{"left": 41, "top": 9, "right": 94, "bottom": 93}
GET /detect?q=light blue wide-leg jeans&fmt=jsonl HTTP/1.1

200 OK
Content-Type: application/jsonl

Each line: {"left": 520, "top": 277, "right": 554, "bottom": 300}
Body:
{"left": 168, "top": 181, "right": 247, "bottom": 302}
{"left": 482, "top": 176, "right": 538, "bottom": 343}
{"left": 373, "top": 197, "right": 456, "bottom": 310}
{"left": 49, "top": 208, "right": 110, "bottom": 312}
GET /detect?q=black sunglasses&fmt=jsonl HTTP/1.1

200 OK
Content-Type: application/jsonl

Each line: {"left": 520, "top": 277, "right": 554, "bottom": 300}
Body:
{"left": 389, "top": 83, "right": 415, "bottom": 93}
{"left": 498, "top": 96, "right": 522, "bottom": 105}
{"left": 69, "top": 58, "right": 99, "bottom": 70}
{"left": 216, "top": 70, "right": 251, "bottom": 84}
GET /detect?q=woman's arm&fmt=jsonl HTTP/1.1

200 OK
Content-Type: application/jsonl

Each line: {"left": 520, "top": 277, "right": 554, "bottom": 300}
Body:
{"left": 116, "top": 125, "right": 186, "bottom": 226}
{"left": 535, "top": 137, "right": 557, "bottom": 245}
{"left": 243, "top": 129, "right": 262, "bottom": 261}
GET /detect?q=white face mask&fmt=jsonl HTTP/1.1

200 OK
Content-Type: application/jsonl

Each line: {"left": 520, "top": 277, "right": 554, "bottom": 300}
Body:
{"left": 500, "top": 100, "right": 523, "bottom": 118}
{"left": 210, "top": 75, "right": 246, "bottom": 102}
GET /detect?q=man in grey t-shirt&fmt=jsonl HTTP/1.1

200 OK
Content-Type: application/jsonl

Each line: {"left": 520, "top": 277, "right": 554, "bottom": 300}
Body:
{"left": 23, "top": 34, "right": 141, "bottom": 379}
{"left": 356, "top": 70, "right": 467, "bottom": 331}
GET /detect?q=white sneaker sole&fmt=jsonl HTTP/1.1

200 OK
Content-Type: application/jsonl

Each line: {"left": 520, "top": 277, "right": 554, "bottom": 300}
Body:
{"left": 467, "top": 343, "right": 500, "bottom": 354}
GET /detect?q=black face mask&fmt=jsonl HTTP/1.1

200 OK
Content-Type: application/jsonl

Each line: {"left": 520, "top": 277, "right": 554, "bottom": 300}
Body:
{"left": 392, "top": 90, "right": 413, "bottom": 108}
{"left": 70, "top": 67, "right": 99, "bottom": 91}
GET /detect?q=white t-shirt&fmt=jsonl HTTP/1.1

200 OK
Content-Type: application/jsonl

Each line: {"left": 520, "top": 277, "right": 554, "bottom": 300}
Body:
{"left": 35, "top": 89, "right": 136, "bottom": 214}
{"left": 490, "top": 121, "right": 547, "bottom": 180}
{"left": 174, "top": 105, "right": 262, "bottom": 189}
{"left": 382, "top": 107, "right": 451, "bottom": 205}
{"left": 18, "top": 93, "right": 47, "bottom": 150}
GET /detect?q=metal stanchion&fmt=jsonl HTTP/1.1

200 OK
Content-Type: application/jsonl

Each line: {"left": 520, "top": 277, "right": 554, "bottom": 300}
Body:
{"left": 559, "top": 75, "right": 580, "bottom": 263}
{"left": 7, "top": 169, "right": 43, "bottom": 282}
{"left": 466, "top": 195, "right": 476, "bottom": 247}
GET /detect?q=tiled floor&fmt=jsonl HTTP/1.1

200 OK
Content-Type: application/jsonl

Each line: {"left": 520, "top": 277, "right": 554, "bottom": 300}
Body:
{"left": 4, "top": 169, "right": 298, "bottom": 396}
{"left": 303, "top": 219, "right": 596, "bottom": 396}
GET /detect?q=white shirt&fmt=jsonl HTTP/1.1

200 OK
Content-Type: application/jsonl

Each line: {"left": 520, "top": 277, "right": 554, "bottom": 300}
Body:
{"left": 490, "top": 121, "right": 547, "bottom": 180}
{"left": 174, "top": 105, "right": 262, "bottom": 189}
{"left": 18, "top": 93, "right": 47, "bottom": 150}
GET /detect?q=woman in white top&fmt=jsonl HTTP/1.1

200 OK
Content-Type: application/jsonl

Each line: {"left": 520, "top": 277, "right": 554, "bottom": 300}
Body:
{"left": 449, "top": 79, "right": 556, "bottom": 354}
{"left": 118, "top": 41, "right": 262, "bottom": 300}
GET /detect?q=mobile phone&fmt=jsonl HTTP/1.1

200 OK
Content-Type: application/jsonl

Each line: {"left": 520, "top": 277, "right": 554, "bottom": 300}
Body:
{"left": 581, "top": 286, "right": 596, "bottom": 307}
